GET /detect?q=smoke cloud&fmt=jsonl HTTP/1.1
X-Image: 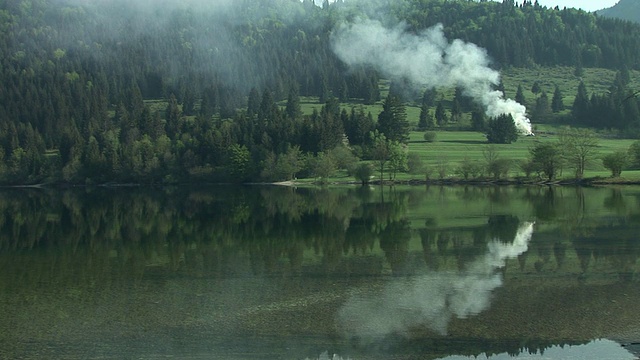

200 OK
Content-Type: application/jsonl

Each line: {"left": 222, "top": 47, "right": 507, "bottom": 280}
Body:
{"left": 331, "top": 19, "right": 533, "bottom": 135}
{"left": 337, "top": 222, "right": 535, "bottom": 340}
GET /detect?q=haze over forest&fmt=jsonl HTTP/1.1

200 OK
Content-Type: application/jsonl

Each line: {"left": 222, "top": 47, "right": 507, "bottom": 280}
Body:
{"left": 2, "top": 0, "right": 640, "bottom": 185}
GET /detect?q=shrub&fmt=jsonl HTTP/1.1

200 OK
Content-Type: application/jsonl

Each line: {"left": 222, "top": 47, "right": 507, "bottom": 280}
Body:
{"left": 407, "top": 153, "right": 424, "bottom": 174}
{"left": 602, "top": 151, "right": 628, "bottom": 178}
{"left": 353, "top": 162, "right": 373, "bottom": 185}
{"left": 423, "top": 131, "right": 437, "bottom": 143}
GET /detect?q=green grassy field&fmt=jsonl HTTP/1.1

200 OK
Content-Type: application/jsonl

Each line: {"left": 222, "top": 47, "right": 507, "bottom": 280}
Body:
{"left": 403, "top": 129, "right": 640, "bottom": 180}
{"left": 291, "top": 66, "right": 640, "bottom": 183}
{"left": 153, "top": 65, "right": 640, "bottom": 183}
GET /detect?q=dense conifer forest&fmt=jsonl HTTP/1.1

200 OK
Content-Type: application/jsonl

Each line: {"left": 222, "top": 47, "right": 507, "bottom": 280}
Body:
{"left": 2, "top": 0, "right": 640, "bottom": 184}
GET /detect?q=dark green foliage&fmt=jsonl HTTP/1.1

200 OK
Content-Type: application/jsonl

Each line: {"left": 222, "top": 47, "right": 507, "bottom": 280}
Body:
{"left": 531, "top": 81, "right": 541, "bottom": 95}
{"left": 628, "top": 141, "right": 640, "bottom": 169}
{"left": 3, "top": 0, "right": 640, "bottom": 184}
{"left": 551, "top": 85, "right": 564, "bottom": 113}
{"left": 572, "top": 82, "right": 590, "bottom": 124}
{"left": 471, "top": 110, "right": 486, "bottom": 132}
{"left": 485, "top": 114, "right": 519, "bottom": 144}
{"left": 418, "top": 99, "right": 435, "bottom": 130}
{"left": 530, "top": 142, "right": 563, "bottom": 181}
{"left": 285, "top": 86, "right": 302, "bottom": 120}
{"left": 533, "top": 91, "right": 551, "bottom": 122}
{"left": 344, "top": 107, "right": 375, "bottom": 147}
{"left": 377, "top": 94, "right": 409, "bottom": 144}
{"left": 435, "top": 102, "right": 448, "bottom": 126}
{"left": 450, "top": 98, "right": 462, "bottom": 123}
{"left": 515, "top": 85, "right": 526, "bottom": 107}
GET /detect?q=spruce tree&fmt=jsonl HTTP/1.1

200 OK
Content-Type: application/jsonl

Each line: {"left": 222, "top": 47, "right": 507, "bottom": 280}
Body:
{"left": 377, "top": 94, "right": 409, "bottom": 144}
{"left": 435, "top": 101, "right": 448, "bottom": 126}
{"left": 485, "top": 114, "right": 518, "bottom": 144}
{"left": 572, "top": 81, "right": 590, "bottom": 125}
{"left": 285, "top": 85, "right": 302, "bottom": 120}
{"left": 515, "top": 84, "right": 526, "bottom": 106}
{"left": 551, "top": 85, "right": 564, "bottom": 113}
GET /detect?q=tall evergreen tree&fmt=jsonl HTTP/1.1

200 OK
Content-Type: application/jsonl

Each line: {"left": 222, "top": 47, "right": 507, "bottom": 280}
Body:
{"left": 531, "top": 81, "right": 541, "bottom": 95}
{"left": 471, "top": 110, "right": 486, "bottom": 132}
{"left": 551, "top": 85, "right": 564, "bottom": 113}
{"left": 377, "top": 94, "right": 409, "bottom": 144}
{"left": 285, "top": 85, "right": 302, "bottom": 120}
{"left": 486, "top": 114, "right": 518, "bottom": 144}
{"left": 247, "top": 87, "right": 261, "bottom": 117}
{"left": 165, "top": 94, "right": 182, "bottom": 140}
{"left": 572, "top": 81, "right": 590, "bottom": 125}
{"left": 533, "top": 91, "right": 551, "bottom": 122}
{"left": 450, "top": 98, "right": 462, "bottom": 123}
{"left": 418, "top": 104, "right": 435, "bottom": 130}
{"left": 515, "top": 84, "right": 526, "bottom": 106}
{"left": 435, "top": 101, "right": 448, "bottom": 126}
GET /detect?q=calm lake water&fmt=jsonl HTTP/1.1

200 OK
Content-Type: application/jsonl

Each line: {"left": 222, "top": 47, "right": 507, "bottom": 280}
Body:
{"left": 1, "top": 185, "right": 640, "bottom": 360}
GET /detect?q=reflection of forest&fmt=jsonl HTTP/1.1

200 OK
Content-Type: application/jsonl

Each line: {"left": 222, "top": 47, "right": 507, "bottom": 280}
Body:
{"left": 0, "top": 186, "right": 639, "bottom": 282}
{"left": 1, "top": 186, "right": 640, "bottom": 359}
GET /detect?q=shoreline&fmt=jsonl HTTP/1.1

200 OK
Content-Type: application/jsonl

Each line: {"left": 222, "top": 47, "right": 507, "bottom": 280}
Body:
{"left": 2, "top": 176, "right": 640, "bottom": 189}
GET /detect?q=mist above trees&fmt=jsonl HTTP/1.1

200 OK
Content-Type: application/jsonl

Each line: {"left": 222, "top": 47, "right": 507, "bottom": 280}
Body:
{"left": 2, "top": 0, "right": 640, "bottom": 184}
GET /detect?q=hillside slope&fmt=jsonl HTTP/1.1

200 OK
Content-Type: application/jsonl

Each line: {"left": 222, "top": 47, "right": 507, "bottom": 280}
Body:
{"left": 1, "top": 0, "right": 640, "bottom": 185}
{"left": 597, "top": 0, "right": 640, "bottom": 23}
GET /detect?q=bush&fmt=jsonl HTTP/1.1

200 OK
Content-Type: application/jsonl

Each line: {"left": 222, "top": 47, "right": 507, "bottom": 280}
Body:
{"left": 602, "top": 151, "right": 628, "bottom": 177}
{"left": 457, "top": 158, "right": 483, "bottom": 180}
{"left": 407, "top": 153, "right": 424, "bottom": 174}
{"left": 353, "top": 162, "right": 373, "bottom": 185}
{"left": 487, "top": 158, "right": 512, "bottom": 179}
{"left": 436, "top": 158, "right": 449, "bottom": 180}
{"left": 423, "top": 131, "right": 437, "bottom": 143}
{"left": 518, "top": 160, "right": 537, "bottom": 179}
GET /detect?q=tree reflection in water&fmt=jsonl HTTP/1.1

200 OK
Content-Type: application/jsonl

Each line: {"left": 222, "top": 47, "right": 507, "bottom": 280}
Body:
{"left": 1, "top": 186, "right": 640, "bottom": 360}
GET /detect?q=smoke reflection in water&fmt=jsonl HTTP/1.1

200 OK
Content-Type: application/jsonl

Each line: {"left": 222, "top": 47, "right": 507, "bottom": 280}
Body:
{"left": 337, "top": 222, "right": 535, "bottom": 340}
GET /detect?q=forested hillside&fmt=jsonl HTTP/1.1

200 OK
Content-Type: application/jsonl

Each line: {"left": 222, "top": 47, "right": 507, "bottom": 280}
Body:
{"left": 597, "top": 0, "right": 640, "bottom": 24}
{"left": 2, "top": 0, "right": 640, "bottom": 185}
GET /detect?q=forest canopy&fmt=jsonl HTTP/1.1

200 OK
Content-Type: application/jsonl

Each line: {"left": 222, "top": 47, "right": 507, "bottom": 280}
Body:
{"left": 2, "top": 0, "right": 640, "bottom": 184}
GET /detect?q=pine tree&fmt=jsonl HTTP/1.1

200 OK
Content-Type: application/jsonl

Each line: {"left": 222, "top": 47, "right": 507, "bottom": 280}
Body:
{"left": 435, "top": 101, "right": 448, "bottom": 126}
{"left": 471, "top": 110, "right": 486, "bottom": 131}
{"left": 531, "top": 81, "right": 541, "bottom": 95}
{"left": 572, "top": 81, "right": 590, "bottom": 125}
{"left": 165, "top": 94, "right": 182, "bottom": 140}
{"left": 515, "top": 84, "right": 526, "bottom": 106}
{"left": 247, "top": 87, "right": 261, "bottom": 117}
{"left": 418, "top": 104, "right": 435, "bottom": 130}
{"left": 533, "top": 91, "right": 551, "bottom": 122}
{"left": 486, "top": 114, "right": 518, "bottom": 144}
{"left": 450, "top": 98, "right": 462, "bottom": 123}
{"left": 285, "top": 85, "right": 302, "bottom": 120}
{"left": 551, "top": 85, "right": 564, "bottom": 113}
{"left": 377, "top": 94, "right": 409, "bottom": 144}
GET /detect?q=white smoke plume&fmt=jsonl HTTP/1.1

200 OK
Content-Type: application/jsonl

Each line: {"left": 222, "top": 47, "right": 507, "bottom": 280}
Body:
{"left": 331, "top": 19, "right": 533, "bottom": 135}
{"left": 337, "top": 222, "right": 535, "bottom": 340}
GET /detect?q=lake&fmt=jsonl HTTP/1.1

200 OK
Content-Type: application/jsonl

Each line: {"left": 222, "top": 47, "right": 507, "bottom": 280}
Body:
{"left": 1, "top": 185, "right": 640, "bottom": 360}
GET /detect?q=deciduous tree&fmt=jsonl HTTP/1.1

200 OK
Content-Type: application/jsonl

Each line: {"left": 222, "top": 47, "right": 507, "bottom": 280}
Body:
{"left": 558, "top": 127, "right": 599, "bottom": 179}
{"left": 530, "top": 142, "right": 563, "bottom": 181}
{"left": 602, "top": 151, "right": 628, "bottom": 178}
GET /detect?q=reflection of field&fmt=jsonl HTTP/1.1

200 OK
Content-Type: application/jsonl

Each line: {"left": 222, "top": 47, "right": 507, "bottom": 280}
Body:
{"left": 1, "top": 187, "right": 640, "bottom": 359}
